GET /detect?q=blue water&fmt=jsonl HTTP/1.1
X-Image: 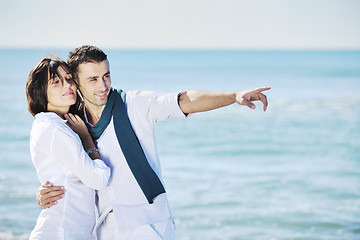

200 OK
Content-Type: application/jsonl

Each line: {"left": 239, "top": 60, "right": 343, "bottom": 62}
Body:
{"left": 0, "top": 49, "right": 359, "bottom": 240}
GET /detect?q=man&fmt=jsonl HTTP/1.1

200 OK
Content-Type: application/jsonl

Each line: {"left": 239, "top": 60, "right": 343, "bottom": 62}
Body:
{"left": 37, "top": 45, "right": 271, "bottom": 239}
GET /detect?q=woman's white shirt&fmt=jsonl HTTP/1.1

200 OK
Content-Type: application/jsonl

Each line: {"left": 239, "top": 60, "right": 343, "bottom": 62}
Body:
{"left": 29, "top": 112, "right": 110, "bottom": 240}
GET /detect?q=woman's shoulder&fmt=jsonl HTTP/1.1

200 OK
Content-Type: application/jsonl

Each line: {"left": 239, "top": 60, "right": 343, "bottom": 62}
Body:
{"left": 34, "top": 112, "right": 64, "bottom": 124}
{"left": 32, "top": 112, "right": 77, "bottom": 140}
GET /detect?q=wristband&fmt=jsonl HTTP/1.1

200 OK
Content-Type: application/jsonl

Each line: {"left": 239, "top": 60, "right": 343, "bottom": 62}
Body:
{"left": 86, "top": 147, "right": 99, "bottom": 155}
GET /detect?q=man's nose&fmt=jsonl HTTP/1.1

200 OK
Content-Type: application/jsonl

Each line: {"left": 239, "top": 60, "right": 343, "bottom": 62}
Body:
{"left": 98, "top": 79, "right": 108, "bottom": 91}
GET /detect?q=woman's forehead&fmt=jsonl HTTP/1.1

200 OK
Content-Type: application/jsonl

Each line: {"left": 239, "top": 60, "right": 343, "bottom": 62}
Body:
{"left": 57, "top": 65, "right": 71, "bottom": 75}
{"left": 48, "top": 65, "right": 71, "bottom": 82}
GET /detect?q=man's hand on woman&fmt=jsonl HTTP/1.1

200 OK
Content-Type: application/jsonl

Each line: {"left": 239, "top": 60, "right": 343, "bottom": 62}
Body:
{"left": 36, "top": 181, "right": 65, "bottom": 209}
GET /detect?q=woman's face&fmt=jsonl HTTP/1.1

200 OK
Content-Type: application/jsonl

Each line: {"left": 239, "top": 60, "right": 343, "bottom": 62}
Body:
{"left": 47, "top": 65, "right": 77, "bottom": 115}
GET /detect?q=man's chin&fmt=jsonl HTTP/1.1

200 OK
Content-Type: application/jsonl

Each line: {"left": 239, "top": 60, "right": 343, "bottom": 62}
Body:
{"left": 84, "top": 98, "right": 108, "bottom": 108}
{"left": 95, "top": 99, "right": 108, "bottom": 106}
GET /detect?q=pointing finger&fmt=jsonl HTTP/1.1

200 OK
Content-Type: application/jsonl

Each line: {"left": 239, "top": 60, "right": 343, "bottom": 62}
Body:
{"left": 245, "top": 86, "right": 271, "bottom": 99}
{"left": 256, "top": 86, "right": 271, "bottom": 93}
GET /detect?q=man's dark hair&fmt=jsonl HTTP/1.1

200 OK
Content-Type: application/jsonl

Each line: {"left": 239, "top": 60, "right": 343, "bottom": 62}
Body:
{"left": 67, "top": 45, "right": 107, "bottom": 80}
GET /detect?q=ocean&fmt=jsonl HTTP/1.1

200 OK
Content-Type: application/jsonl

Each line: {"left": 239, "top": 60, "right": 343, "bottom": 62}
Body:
{"left": 0, "top": 49, "right": 359, "bottom": 240}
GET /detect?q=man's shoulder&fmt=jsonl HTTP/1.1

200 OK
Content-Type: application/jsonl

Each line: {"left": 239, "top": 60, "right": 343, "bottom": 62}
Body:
{"left": 123, "top": 90, "right": 157, "bottom": 104}
{"left": 125, "top": 90, "right": 157, "bottom": 97}
{"left": 113, "top": 88, "right": 126, "bottom": 98}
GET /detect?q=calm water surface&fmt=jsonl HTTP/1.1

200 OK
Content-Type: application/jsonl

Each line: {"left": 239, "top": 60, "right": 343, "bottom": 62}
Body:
{"left": 0, "top": 49, "right": 359, "bottom": 240}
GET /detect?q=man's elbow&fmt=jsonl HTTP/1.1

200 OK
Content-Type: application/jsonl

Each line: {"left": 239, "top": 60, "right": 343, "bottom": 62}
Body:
{"left": 178, "top": 91, "right": 196, "bottom": 114}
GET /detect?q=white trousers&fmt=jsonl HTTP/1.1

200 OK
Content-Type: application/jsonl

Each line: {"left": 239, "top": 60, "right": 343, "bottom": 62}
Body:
{"left": 97, "top": 213, "right": 176, "bottom": 240}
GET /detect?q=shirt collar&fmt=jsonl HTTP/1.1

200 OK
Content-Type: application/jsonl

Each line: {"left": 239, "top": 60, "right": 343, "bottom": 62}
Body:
{"left": 82, "top": 105, "right": 106, "bottom": 127}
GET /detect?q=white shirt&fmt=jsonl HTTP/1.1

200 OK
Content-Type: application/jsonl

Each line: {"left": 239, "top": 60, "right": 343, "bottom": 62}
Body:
{"left": 29, "top": 112, "right": 111, "bottom": 240}
{"left": 92, "top": 90, "right": 186, "bottom": 233}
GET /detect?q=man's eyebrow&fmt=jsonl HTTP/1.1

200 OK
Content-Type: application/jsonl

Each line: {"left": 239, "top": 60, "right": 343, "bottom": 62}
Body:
{"left": 103, "top": 71, "right": 110, "bottom": 76}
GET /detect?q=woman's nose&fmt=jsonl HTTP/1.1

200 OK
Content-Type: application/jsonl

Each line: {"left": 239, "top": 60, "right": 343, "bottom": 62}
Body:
{"left": 63, "top": 79, "right": 72, "bottom": 88}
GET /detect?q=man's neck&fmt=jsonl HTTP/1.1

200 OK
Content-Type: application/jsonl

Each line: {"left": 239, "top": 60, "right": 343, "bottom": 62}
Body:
{"left": 84, "top": 104, "right": 104, "bottom": 126}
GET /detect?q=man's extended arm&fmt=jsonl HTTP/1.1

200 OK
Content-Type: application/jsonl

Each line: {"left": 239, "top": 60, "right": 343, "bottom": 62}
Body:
{"left": 36, "top": 87, "right": 270, "bottom": 208}
{"left": 178, "top": 87, "right": 271, "bottom": 114}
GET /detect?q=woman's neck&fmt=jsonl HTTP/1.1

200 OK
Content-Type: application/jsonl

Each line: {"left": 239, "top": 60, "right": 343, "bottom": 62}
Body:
{"left": 47, "top": 107, "right": 69, "bottom": 119}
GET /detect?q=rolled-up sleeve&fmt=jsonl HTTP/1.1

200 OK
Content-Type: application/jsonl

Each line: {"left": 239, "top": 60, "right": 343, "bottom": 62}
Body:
{"left": 126, "top": 90, "right": 188, "bottom": 124}
{"left": 50, "top": 128, "right": 110, "bottom": 190}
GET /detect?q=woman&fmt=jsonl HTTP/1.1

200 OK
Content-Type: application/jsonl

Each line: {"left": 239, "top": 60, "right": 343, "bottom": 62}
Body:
{"left": 26, "top": 57, "right": 110, "bottom": 239}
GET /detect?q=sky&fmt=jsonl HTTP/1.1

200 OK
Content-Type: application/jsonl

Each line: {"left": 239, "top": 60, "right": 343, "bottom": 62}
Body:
{"left": 0, "top": 0, "right": 359, "bottom": 50}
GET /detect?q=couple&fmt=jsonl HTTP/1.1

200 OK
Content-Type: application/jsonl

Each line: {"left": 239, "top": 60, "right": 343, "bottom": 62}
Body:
{"left": 26, "top": 45, "right": 271, "bottom": 240}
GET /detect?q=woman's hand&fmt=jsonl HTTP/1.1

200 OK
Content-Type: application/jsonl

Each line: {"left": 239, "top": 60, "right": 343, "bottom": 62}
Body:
{"left": 65, "top": 113, "right": 101, "bottom": 160}
{"left": 64, "top": 113, "right": 91, "bottom": 140}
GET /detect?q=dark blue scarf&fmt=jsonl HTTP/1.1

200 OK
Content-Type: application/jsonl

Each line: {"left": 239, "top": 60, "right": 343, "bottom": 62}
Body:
{"left": 87, "top": 88, "right": 165, "bottom": 204}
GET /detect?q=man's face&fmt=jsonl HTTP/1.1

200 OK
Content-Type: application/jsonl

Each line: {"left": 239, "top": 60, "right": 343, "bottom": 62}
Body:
{"left": 76, "top": 60, "right": 111, "bottom": 110}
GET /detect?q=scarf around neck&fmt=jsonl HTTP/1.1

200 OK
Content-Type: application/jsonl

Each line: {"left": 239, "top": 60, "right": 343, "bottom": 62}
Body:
{"left": 87, "top": 88, "right": 165, "bottom": 204}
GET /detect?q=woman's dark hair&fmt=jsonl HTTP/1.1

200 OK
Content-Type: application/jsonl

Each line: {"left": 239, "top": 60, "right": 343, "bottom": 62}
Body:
{"left": 67, "top": 45, "right": 107, "bottom": 80}
{"left": 26, "top": 57, "right": 81, "bottom": 117}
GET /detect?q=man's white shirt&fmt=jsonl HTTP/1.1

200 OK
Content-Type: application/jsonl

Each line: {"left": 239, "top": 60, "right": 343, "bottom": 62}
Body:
{"left": 91, "top": 90, "right": 187, "bottom": 233}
